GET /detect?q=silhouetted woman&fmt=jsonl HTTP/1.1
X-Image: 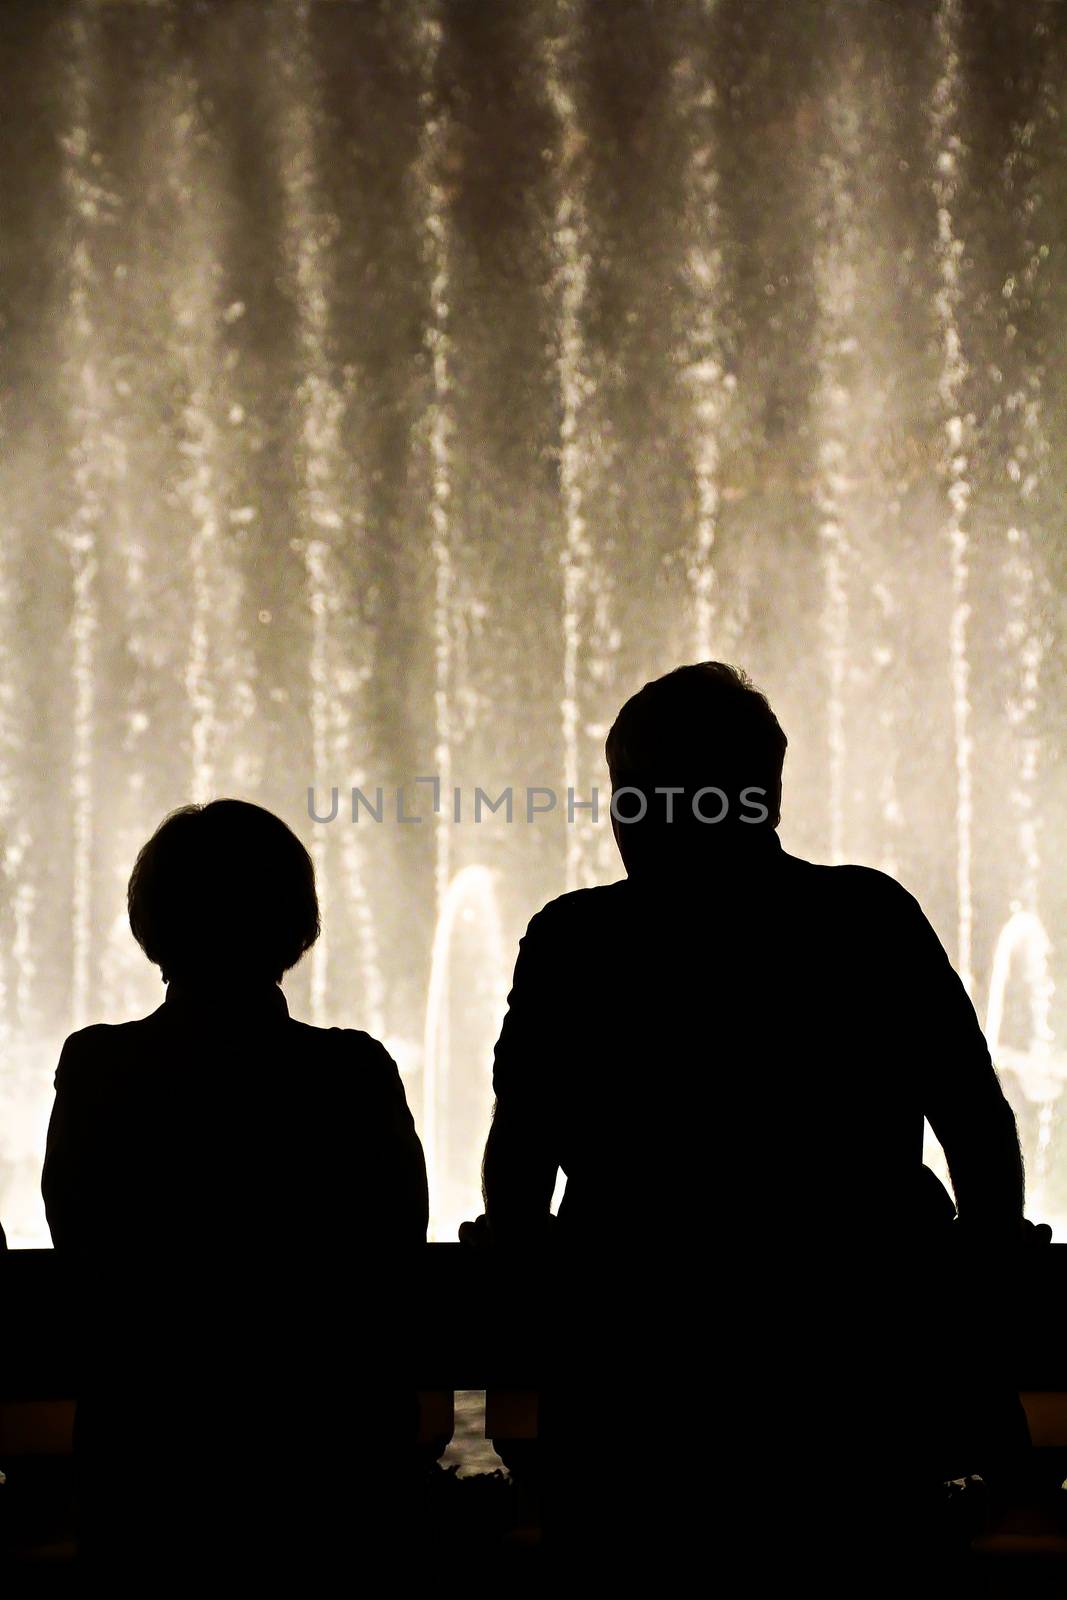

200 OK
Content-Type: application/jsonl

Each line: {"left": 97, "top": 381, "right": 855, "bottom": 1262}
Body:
{"left": 42, "top": 799, "right": 428, "bottom": 1577}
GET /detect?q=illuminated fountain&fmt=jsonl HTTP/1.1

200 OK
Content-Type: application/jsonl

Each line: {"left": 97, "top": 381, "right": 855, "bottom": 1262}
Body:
{"left": 275, "top": 0, "right": 380, "bottom": 1028}
{"left": 545, "top": 8, "right": 597, "bottom": 896}
{"left": 812, "top": 79, "right": 861, "bottom": 868}
{"left": 421, "top": 865, "right": 509, "bottom": 1242}
{"left": 675, "top": 42, "right": 727, "bottom": 667}
{"left": 0, "top": 2, "right": 1062, "bottom": 1247}
{"left": 58, "top": 10, "right": 107, "bottom": 1035}
{"left": 986, "top": 911, "right": 1064, "bottom": 1223}
{"left": 930, "top": 0, "right": 977, "bottom": 999}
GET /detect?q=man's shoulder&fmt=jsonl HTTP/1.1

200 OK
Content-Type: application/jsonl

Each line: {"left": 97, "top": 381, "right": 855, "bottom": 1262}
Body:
{"left": 513, "top": 883, "right": 632, "bottom": 967}
{"left": 526, "top": 880, "right": 631, "bottom": 930}
{"left": 782, "top": 853, "right": 930, "bottom": 942}
{"left": 785, "top": 851, "right": 919, "bottom": 903}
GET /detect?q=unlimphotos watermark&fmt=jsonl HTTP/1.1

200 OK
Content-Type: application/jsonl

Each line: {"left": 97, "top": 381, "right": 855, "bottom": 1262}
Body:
{"left": 307, "top": 779, "right": 771, "bottom": 826}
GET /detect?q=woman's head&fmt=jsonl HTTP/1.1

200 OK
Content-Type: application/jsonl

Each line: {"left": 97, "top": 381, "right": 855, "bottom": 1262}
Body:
{"left": 128, "top": 800, "right": 320, "bottom": 985}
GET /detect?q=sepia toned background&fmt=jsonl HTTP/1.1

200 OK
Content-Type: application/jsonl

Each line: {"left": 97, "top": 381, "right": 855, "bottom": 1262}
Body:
{"left": 0, "top": 0, "right": 1065, "bottom": 1242}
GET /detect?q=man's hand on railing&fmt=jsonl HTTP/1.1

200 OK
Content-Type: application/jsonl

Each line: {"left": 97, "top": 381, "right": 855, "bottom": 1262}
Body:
{"left": 458, "top": 1213, "right": 556, "bottom": 1247}
{"left": 458, "top": 1214, "right": 492, "bottom": 1248}
{"left": 954, "top": 1216, "right": 1054, "bottom": 1250}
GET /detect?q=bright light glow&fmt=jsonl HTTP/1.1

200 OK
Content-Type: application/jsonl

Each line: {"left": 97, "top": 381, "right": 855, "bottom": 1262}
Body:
{"left": 0, "top": 4, "right": 1063, "bottom": 1249}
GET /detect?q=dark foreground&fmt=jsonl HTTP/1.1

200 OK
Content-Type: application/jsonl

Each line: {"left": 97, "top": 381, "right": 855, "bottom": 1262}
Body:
{"left": 3, "top": 1246, "right": 1067, "bottom": 1590}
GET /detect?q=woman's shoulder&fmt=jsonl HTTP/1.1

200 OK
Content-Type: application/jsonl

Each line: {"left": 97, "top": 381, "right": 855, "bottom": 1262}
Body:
{"left": 288, "top": 1021, "right": 403, "bottom": 1078}
{"left": 289, "top": 1024, "right": 414, "bottom": 1120}
{"left": 61, "top": 1016, "right": 156, "bottom": 1043}
{"left": 53, "top": 1016, "right": 159, "bottom": 1091}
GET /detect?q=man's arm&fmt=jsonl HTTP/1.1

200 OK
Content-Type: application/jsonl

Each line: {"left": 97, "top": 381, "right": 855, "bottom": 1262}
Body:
{"left": 482, "top": 909, "right": 561, "bottom": 1241}
{"left": 899, "top": 888, "right": 1024, "bottom": 1231}
{"left": 482, "top": 1098, "right": 558, "bottom": 1239}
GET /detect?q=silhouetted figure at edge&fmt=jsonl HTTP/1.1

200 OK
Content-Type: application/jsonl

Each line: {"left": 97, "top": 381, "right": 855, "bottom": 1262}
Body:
{"left": 42, "top": 799, "right": 427, "bottom": 1578}
{"left": 476, "top": 663, "right": 1036, "bottom": 1581}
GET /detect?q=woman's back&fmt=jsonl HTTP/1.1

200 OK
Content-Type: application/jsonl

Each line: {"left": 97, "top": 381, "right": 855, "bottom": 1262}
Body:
{"left": 44, "top": 984, "right": 427, "bottom": 1256}
{"left": 44, "top": 989, "right": 428, "bottom": 1576}
{"left": 40, "top": 800, "right": 428, "bottom": 1575}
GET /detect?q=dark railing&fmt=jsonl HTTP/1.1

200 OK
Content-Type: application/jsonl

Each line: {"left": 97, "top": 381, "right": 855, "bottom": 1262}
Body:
{"left": 1, "top": 1243, "right": 549, "bottom": 1390}
{"left": 4, "top": 1240, "right": 1066, "bottom": 1423}
{"left": 3, "top": 1244, "right": 1067, "bottom": 1570}
{"left": 1, "top": 1244, "right": 553, "bottom": 1473}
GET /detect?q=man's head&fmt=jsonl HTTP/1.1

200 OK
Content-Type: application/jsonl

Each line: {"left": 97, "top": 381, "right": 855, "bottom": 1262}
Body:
{"left": 605, "top": 662, "right": 787, "bottom": 871}
{"left": 128, "top": 799, "right": 320, "bottom": 985}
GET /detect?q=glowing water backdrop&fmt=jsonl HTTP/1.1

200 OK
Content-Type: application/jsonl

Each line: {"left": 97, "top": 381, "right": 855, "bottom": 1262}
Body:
{"left": 1, "top": 0, "right": 1066, "bottom": 1242}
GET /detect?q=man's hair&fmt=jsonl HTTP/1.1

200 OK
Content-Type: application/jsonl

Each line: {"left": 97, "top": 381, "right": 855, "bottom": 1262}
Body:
{"left": 605, "top": 662, "right": 787, "bottom": 808}
{"left": 128, "top": 799, "right": 320, "bottom": 984}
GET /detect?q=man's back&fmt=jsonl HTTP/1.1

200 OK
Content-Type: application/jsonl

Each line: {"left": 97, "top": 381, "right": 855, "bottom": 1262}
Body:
{"left": 482, "top": 663, "right": 1027, "bottom": 1577}
{"left": 492, "top": 835, "right": 1014, "bottom": 1253}
{"left": 488, "top": 836, "right": 1026, "bottom": 1573}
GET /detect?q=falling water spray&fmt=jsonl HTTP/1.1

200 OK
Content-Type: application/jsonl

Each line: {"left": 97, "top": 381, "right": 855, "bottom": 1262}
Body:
{"left": 544, "top": 1, "right": 594, "bottom": 894}
{"left": 276, "top": 0, "right": 374, "bottom": 1028}
{"left": 675, "top": 21, "right": 729, "bottom": 663}
{"left": 997, "top": 35, "right": 1057, "bottom": 1189}
{"left": 59, "top": 11, "right": 111, "bottom": 1032}
{"left": 422, "top": 865, "right": 508, "bottom": 1240}
{"left": 410, "top": 3, "right": 456, "bottom": 923}
{"left": 408, "top": 1, "right": 460, "bottom": 1166}
{"left": 813, "top": 85, "right": 862, "bottom": 866}
{"left": 929, "top": 0, "right": 975, "bottom": 995}
{"left": 164, "top": 39, "right": 253, "bottom": 810}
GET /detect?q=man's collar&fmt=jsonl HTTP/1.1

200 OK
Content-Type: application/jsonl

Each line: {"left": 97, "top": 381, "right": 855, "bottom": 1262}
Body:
{"left": 625, "top": 826, "right": 785, "bottom": 882}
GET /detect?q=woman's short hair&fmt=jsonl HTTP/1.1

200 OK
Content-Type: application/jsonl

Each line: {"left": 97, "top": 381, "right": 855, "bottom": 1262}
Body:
{"left": 128, "top": 800, "right": 320, "bottom": 984}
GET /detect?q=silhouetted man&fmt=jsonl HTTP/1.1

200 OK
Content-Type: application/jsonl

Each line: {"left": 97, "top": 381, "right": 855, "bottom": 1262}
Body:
{"left": 43, "top": 800, "right": 428, "bottom": 1578}
{"left": 479, "top": 663, "right": 1030, "bottom": 1580}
